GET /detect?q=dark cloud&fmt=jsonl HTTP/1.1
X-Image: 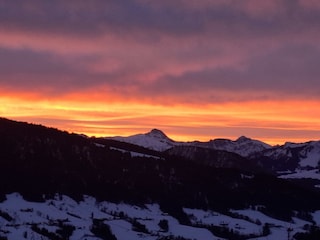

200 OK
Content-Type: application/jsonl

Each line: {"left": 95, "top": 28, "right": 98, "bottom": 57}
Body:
{"left": 1, "top": 0, "right": 319, "bottom": 38}
{"left": 0, "top": 47, "right": 152, "bottom": 98}
{"left": 0, "top": 0, "right": 320, "bottom": 103}
{"left": 0, "top": 48, "right": 119, "bottom": 93}
{"left": 143, "top": 44, "right": 320, "bottom": 101}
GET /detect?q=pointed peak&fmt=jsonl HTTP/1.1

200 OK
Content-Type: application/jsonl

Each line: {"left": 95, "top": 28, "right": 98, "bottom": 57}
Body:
{"left": 236, "top": 136, "right": 271, "bottom": 148}
{"left": 146, "top": 129, "right": 168, "bottom": 139}
{"left": 150, "top": 128, "right": 165, "bottom": 134}
{"left": 236, "top": 136, "right": 251, "bottom": 142}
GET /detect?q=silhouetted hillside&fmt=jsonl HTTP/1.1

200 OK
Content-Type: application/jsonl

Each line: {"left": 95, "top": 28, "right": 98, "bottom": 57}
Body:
{"left": 0, "top": 117, "right": 319, "bottom": 221}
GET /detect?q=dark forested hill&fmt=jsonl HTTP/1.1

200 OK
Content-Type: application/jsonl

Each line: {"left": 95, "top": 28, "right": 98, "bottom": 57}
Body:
{"left": 0, "top": 117, "right": 319, "bottom": 221}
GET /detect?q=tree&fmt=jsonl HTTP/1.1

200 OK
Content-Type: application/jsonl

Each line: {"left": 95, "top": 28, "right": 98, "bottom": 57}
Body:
{"left": 90, "top": 219, "right": 117, "bottom": 240}
{"left": 262, "top": 223, "right": 271, "bottom": 236}
{"left": 158, "top": 219, "right": 169, "bottom": 232}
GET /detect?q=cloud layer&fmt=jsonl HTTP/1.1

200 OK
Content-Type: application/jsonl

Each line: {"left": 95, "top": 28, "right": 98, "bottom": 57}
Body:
{"left": 1, "top": 0, "right": 320, "bottom": 143}
{"left": 1, "top": 0, "right": 320, "bottom": 102}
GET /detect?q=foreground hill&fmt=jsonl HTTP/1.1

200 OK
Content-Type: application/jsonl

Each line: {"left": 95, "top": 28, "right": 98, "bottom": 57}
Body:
{"left": 0, "top": 192, "right": 319, "bottom": 240}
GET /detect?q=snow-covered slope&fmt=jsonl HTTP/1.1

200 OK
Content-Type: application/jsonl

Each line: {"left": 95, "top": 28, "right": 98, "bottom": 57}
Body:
{"left": 0, "top": 193, "right": 318, "bottom": 240}
{"left": 298, "top": 141, "right": 320, "bottom": 168}
{"left": 202, "top": 136, "right": 272, "bottom": 157}
{"left": 252, "top": 140, "right": 320, "bottom": 182}
{"left": 261, "top": 141, "right": 320, "bottom": 170}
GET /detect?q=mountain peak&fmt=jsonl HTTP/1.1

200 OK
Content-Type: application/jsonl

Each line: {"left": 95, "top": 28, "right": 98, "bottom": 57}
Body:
{"left": 109, "top": 128, "right": 175, "bottom": 151}
{"left": 146, "top": 129, "right": 169, "bottom": 139}
{"left": 236, "top": 136, "right": 251, "bottom": 142}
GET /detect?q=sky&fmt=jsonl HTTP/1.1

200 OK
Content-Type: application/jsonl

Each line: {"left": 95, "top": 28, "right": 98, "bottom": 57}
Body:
{"left": 1, "top": 0, "right": 320, "bottom": 145}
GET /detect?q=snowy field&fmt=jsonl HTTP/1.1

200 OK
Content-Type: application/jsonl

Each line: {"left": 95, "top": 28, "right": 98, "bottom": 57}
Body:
{"left": 0, "top": 193, "right": 318, "bottom": 240}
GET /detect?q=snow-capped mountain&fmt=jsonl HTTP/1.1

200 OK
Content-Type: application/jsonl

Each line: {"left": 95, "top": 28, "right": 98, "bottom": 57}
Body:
{"left": 109, "top": 129, "right": 178, "bottom": 151}
{"left": 109, "top": 128, "right": 320, "bottom": 184}
{"left": 250, "top": 140, "right": 320, "bottom": 182}
{"left": 108, "top": 130, "right": 271, "bottom": 157}
{"left": 253, "top": 140, "right": 320, "bottom": 171}
{"left": 197, "top": 136, "right": 272, "bottom": 157}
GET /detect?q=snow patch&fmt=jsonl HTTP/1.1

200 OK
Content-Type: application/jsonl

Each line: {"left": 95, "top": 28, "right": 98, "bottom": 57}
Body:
{"left": 279, "top": 169, "right": 320, "bottom": 180}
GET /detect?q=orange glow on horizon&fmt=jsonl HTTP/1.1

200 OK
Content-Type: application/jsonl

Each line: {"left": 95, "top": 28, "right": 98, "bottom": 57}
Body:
{"left": 1, "top": 93, "right": 320, "bottom": 146}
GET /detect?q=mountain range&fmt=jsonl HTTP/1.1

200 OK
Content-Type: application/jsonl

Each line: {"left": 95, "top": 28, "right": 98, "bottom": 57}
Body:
{"left": 0, "top": 117, "right": 320, "bottom": 239}
{"left": 110, "top": 129, "right": 271, "bottom": 156}
{"left": 109, "top": 129, "right": 320, "bottom": 184}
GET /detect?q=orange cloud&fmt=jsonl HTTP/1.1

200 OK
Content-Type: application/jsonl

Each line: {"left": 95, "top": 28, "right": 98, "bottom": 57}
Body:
{"left": 1, "top": 93, "right": 319, "bottom": 146}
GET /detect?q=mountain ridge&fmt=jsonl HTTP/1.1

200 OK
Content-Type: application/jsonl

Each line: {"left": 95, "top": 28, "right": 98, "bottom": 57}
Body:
{"left": 108, "top": 128, "right": 320, "bottom": 187}
{"left": 1, "top": 117, "right": 319, "bottom": 177}
{"left": 108, "top": 129, "right": 272, "bottom": 157}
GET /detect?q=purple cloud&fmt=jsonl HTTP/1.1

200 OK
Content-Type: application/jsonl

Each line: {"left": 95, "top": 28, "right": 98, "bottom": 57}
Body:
{"left": 0, "top": 0, "right": 320, "bottom": 103}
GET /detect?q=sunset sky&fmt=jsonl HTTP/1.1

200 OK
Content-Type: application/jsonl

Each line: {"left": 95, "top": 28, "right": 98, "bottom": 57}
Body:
{"left": 1, "top": 0, "right": 320, "bottom": 145}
